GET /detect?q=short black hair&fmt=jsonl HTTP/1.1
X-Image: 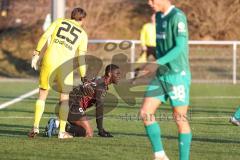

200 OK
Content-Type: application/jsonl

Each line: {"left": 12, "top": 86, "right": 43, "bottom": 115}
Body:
{"left": 71, "top": 8, "right": 87, "bottom": 21}
{"left": 105, "top": 64, "right": 119, "bottom": 76}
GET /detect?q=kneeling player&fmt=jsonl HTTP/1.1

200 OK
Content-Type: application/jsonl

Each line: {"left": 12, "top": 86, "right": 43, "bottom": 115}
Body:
{"left": 45, "top": 64, "right": 121, "bottom": 137}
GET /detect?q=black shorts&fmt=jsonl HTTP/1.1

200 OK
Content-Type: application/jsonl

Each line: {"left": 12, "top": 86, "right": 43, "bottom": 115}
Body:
{"left": 66, "top": 123, "right": 86, "bottom": 137}
{"left": 146, "top": 46, "right": 156, "bottom": 59}
{"left": 68, "top": 105, "right": 86, "bottom": 122}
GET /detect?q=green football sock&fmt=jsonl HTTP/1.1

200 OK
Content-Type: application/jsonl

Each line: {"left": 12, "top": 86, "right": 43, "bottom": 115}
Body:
{"left": 145, "top": 122, "right": 163, "bottom": 152}
{"left": 179, "top": 133, "right": 192, "bottom": 160}
{"left": 233, "top": 107, "right": 240, "bottom": 120}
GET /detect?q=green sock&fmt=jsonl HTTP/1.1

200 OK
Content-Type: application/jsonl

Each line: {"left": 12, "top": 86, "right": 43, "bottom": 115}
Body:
{"left": 179, "top": 133, "right": 192, "bottom": 160}
{"left": 145, "top": 122, "right": 163, "bottom": 152}
{"left": 233, "top": 107, "right": 240, "bottom": 120}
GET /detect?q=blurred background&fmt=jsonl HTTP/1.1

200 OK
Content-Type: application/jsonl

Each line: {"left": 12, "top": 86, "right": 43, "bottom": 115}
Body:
{"left": 0, "top": 0, "right": 240, "bottom": 83}
{"left": 1, "top": 2, "right": 240, "bottom": 159}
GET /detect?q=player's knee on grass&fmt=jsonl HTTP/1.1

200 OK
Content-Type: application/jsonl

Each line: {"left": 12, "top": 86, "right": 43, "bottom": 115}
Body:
{"left": 67, "top": 122, "right": 93, "bottom": 137}
{"left": 67, "top": 123, "right": 86, "bottom": 137}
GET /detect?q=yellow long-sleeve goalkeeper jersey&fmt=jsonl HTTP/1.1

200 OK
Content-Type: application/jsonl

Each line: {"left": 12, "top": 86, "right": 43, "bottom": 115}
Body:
{"left": 140, "top": 23, "right": 156, "bottom": 47}
{"left": 36, "top": 18, "right": 87, "bottom": 77}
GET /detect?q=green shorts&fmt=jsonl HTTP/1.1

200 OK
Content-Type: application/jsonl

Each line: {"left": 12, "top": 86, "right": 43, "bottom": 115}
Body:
{"left": 145, "top": 72, "right": 191, "bottom": 107}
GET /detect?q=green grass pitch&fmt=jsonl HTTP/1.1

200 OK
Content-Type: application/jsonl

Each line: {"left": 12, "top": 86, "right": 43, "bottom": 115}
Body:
{"left": 0, "top": 81, "right": 239, "bottom": 160}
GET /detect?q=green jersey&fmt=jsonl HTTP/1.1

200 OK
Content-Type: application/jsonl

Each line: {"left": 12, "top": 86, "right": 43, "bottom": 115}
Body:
{"left": 155, "top": 7, "right": 190, "bottom": 75}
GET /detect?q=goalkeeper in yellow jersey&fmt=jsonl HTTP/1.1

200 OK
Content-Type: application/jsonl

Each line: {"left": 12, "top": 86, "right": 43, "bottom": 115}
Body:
{"left": 28, "top": 8, "right": 88, "bottom": 139}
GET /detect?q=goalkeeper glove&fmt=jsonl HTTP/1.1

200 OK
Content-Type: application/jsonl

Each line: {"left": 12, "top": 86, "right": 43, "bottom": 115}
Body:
{"left": 81, "top": 76, "right": 89, "bottom": 84}
{"left": 31, "top": 51, "right": 40, "bottom": 70}
{"left": 98, "top": 129, "right": 113, "bottom": 137}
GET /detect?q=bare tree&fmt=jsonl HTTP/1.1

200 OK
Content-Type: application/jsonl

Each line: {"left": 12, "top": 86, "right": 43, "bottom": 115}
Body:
{"left": 66, "top": 0, "right": 133, "bottom": 38}
{"left": 177, "top": 0, "right": 240, "bottom": 40}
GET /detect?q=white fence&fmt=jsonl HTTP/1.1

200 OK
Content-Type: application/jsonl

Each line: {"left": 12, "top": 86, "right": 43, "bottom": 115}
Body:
{"left": 89, "top": 40, "right": 240, "bottom": 84}
{"left": 189, "top": 41, "right": 240, "bottom": 84}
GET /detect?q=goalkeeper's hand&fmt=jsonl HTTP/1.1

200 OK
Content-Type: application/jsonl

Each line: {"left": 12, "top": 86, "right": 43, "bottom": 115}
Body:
{"left": 31, "top": 51, "right": 40, "bottom": 70}
{"left": 141, "top": 45, "right": 147, "bottom": 52}
{"left": 98, "top": 129, "right": 113, "bottom": 138}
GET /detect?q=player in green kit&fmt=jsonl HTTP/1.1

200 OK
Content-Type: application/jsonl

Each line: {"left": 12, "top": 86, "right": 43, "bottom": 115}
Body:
{"left": 140, "top": 0, "right": 192, "bottom": 160}
{"left": 230, "top": 106, "right": 240, "bottom": 126}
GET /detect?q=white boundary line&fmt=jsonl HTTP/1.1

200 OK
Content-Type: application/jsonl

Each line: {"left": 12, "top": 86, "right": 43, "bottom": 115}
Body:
{"left": 0, "top": 133, "right": 24, "bottom": 137}
{"left": 191, "top": 96, "right": 240, "bottom": 99}
{"left": 0, "top": 96, "right": 239, "bottom": 101}
{"left": 0, "top": 116, "right": 53, "bottom": 119}
{"left": 0, "top": 78, "right": 37, "bottom": 82}
{"left": 0, "top": 94, "right": 239, "bottom": 111}
{"left": 134, "top": 96, "right": 240, "bottom": 100}
{"left": 0, "top": 88, "right": 38, "bottom": 110}
{"left": 0, "top": 116, "right": 229, "bottom": 119}
{"left": 190, "top": 116, "right": 229, "bottom": 119}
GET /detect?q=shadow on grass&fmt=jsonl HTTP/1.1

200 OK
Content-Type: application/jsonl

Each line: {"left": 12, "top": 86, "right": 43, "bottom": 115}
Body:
{"left": 0, "top": 123, "right": 45, "bottom": 137}
{"left": 0, "top": 108, "right": 54, "bottom": 115}
{"left": 0, "top": 49, "right": 37, "bottom": 77}
{"left": 0, "top": 96, "right": 58, "bottom": 102}
{"left": 0, "top": 126, "right": 31, "bottom": 137}
{"left": 0, "top": 123, "right": 32, "bottom": 129}
{"left": 110, "top": 132, "right": 240, "bottom": 144}
{"left": 0, "top": 126, "right": 239, "bottom": 145}
{"left": 0, "top": 129, "right": 28, "bottom": 137}
{"left": 190, "top": 122, "right": 230, "bottom": 126}
{"left": 190, "top": 106, "right": 233, "bottom": 114}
